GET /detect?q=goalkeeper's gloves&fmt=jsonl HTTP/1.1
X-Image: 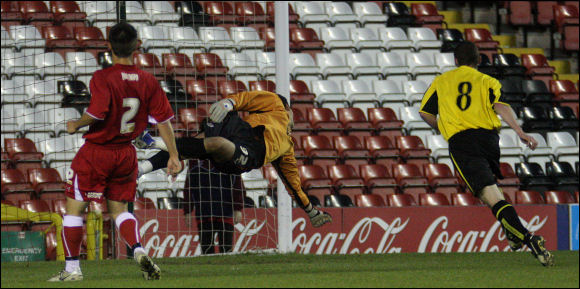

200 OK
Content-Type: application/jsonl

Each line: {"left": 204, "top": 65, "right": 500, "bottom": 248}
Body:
{"left": 209, "top": 98, "right": 235, "bottom": 123}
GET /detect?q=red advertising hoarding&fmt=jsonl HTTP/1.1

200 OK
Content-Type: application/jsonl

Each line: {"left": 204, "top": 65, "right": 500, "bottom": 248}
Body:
{"left": 125, "top": 206, "right": 558, "bottom": 258}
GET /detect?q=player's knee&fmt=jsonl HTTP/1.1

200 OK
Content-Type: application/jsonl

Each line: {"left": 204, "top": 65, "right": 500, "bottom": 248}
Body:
{"left": 204, "top": 137, "right": 226, "bottom": 153}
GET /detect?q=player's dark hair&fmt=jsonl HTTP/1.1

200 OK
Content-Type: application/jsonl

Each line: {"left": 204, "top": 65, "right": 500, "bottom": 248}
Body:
{"left": 108, "top": 22, "right": 138, "bottom": 58}
{"left": 454, "top": 41, "right": 480, "bottom": 66}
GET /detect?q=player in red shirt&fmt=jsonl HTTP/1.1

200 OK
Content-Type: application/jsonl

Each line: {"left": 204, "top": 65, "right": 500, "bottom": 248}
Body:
{"left": 48, "top": 22, "right": 181, "bottom": 282}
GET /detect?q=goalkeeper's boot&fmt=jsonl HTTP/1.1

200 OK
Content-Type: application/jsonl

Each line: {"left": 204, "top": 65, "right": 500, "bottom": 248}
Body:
{"left": 505, "top": 229, "right": 523, "bottom": 251}
{"left": 527, "top": 235, "right": 554, "bottom": 267}
{"left": 135, "top": 130, "right": 156, "bottom": 149}
{"left": 47, "top": 269, "right": 83, "bottom": 282}
{"left": 310, "top": 210, "right": 332, "bottom": 228}
{"left": 135, "top": 251, "right": 161, "bottom": 280}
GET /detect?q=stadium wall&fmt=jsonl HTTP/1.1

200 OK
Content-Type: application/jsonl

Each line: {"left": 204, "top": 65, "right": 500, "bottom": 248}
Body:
{"left": 120, "top": 204, "right": 578, "bottom": 258}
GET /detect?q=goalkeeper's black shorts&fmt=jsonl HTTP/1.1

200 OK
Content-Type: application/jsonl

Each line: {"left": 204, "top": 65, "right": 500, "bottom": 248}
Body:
{"left": 202, "top": 112, "right": 266, "bottom": 175}
{"left": 448, "top": 128, "right": 503, "bottom": 196}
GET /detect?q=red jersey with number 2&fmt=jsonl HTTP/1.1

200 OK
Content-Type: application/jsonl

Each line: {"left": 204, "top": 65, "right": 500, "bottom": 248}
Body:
{"left": 84, "top": 64, "right": 174, "bottom": 145}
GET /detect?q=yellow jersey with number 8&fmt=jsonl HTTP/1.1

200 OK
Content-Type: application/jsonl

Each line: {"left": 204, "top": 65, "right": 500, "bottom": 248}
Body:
{"left": 419, "top": 66, "right": 508, "bottom": 141}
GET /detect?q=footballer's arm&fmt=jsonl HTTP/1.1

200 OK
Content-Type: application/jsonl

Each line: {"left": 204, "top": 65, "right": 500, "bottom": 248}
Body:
{"left": 67, "top": 113, "right": 97, "bottom": 134}
{"left": 156, "top": 119, "right": 182, "bottom": 180}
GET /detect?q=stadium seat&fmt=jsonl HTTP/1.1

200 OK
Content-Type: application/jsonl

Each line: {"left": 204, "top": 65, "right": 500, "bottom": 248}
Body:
{"left": 352, "top": 2, "right": 388, "bottom": 28}
{"left": 553, "top": 4, "right": 579, "bottom": 52}
{"left": 549, "top": 106, "right": 579, "bottom": 133}
{"left": 545, "top": 161, "right": 579, "bottom": 193}
{"left": 298, "top": 165, "right": 334, "bottom": 201}
{"left": 411, "top": 3, "right": 444, "bottom": 33}
{"left": 163, "top": 53, "right": 196, "bottom": 85}
{"left": 327, "top": 164, "right": 366, "bottom": 198}
{"left": 138, "top": 26, "right": 173, "bottom": 57}
{"left": 451, "top": 193, "right": 482, "bottom": 206}
{"left": 18, "top": 1, "right": 54, "bottom": 30}
{"left": 515, "top": 190, "right": 545, "bottom": 204}
{"left": 203, "top": 1, "right": 237, "bottom": 25}
{"left": 289, "top": 53, "right": 322, "bottom": 82}
{"left": 27, "top": 168, "right": 65, "bottom": 200}
{"left": 1, "top": 169, "right": 34, "bottom": 202}
{"left": 293, "top": 2, "right": 331, "bottom": 31}
{"left": 133, "top": 53, "right": 165, "bottom": 78}
{"left": 521, "top": 54, "right": 556, "bottom": 88}
{"left": 376, "top": 52, "right": 411, "bottom": 82}
{"left": 376, "top": 27, "right": 414, "bottom": 54}
{"left": 157, "top": 197, "right": 184, "bottom": 210}
{"left": 423, "top": 163, "right": 461, "bottom": 196}
{"left": 73, "top": 27, "right": 107, "bottom": 57}
{"left": 517, "top": 133, "right": 552, "bottom": 166}
{"left": 249, "top": 80, "right": 276, "bottom": 93}
{"left": 289, "top": 80, "right": 316, "bottom": 105}
{"left": 341, "top": 80, "right": 378, "bottom": 112}
{"left": 41, "top": 26, "right": 79, "bottom": 57}
{"left": 167, "top": 26, "right": 205, "bottom": 55}
{"left": 493, "top": 53, "right": 527, "bottom": 81}
{"left": 337, "top": 107, "right": 374, "bottom": 138}
{"left": 507, "top": 1, "right": 533, "bottom": 26}
{"left": 402, "top": 81, "right": 429, "bottom": 108}
{"left": 359, "top": 164, "right": 398, "bottom": 196}
{"left": 18, "top": 199, "right": 51, "bottom": 213}
{"left": 371, "top": 80, "right": 407, "bottom": 113}
{"left": 498, "top": 132, "right": 524, "bottom": 169}
{"left": 324, "top": 2, "right": 360, "bottom": 29}
{"left": 464, "top": 28, "right": 499, "bottom": 60}
{"left": 333, "top": 135, "right": 372, "bottom": 167}
{"left": 50, "top": 199, "right": 67, "bottom": 215}
{"left": 364, "top": 136, "right": 400, "bottom": 169}
{"left": 229, "top": 26, "right": 265, "bottom": 52}
{"left": 550, "top": 80, "right": 579, "bottom": 104}
{"left": 515, "top": 162, "right": 553, "bottom": 193}
{"left": 178, "top": 108, "right": 207, "bottom": 132}
{"left": 384, "top": 2, "right": 416, "bottom": 30}
{"left": 434, "top": 52, "right": 457, "bottom": 73}
{"left": 437, "top": 28, "right": 464, "bottom": 53}
{"left": 386, "top": 193, "right": 417, "bottom": 207}
{"left": 407, "top": 27, "right": 442, "bottom": 52}
{"left": 393, "top": 163, "right": 429, "bottom": 200}
{"left": 521, "top": 80, "right": 554, "bottom": 109}
{"left": 367, "top": 107, "right": 404, "bottom": 139}
{"left": 544, "top": 190, "right": 576, "bottom": 204}
{"left": 302, "top": 135, "right": 339, "bottom": 167}
{"left": 315, "top": 53, "right": 353, "bottom": 81}
{"left": 349, "top": 27, "right": 383, "bottom": 54}
{"left": 478, "top": 53, "right": 502, "bottom": 79}
{"left": 194, "top": 53, "right": 229, "bottom": 78}
{"left": 418, "top": 193, "right": 450, "bottom": 206}
{"left": 290, "top": 108, "right": 313, "bottom": 139}
{"left": 307, "top": 107, "right": 344, "bottom": 137}
{"left": 289, "top": 27, "right": 324, "bottom": 56}
{"left": 234, "top": 2, "right": 270, "bottom": 26}
{"left": 142, "top": 2, "right": 179, "bottom": 25}
{"left": 395, "top": 135, "right": 431, "bottom": 168}
{"left": 4, "top": 138, "right": 44, "bottom": 170}
{"left": 354, "top": 194, "right": 386, "bottom": 207}
{"left": 324, "top": 194, "right": 355, "bottom": 208}
{"left": 520, "top": 106, "right": 553, "bottom": 135}
{"left": 546, "top": 132, "right": 579, "bottom": 167}
{"left": 426, "top": 134, "right": 450, "bottom": 165}
{"left": 345, "top": 52, "right": 382, "bottom": 83}
{"left": 266, "top": 2, "right": 299, "bottom": 26}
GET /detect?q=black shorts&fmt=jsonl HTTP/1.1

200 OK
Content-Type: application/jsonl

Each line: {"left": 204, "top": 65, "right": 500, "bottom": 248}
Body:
{"left": 448, "top": 129, "right": 503, "bottom": 196}
{"left": 202, "top": 112, "right": 266, "bottom": 175}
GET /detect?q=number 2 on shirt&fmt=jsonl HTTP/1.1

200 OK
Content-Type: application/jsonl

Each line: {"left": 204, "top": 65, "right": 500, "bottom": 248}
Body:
{"left": 456, "top": 82, "right": 472, "bottom": 111}
{"left": 120, "top": 98, "right": 140, "bottom": 134}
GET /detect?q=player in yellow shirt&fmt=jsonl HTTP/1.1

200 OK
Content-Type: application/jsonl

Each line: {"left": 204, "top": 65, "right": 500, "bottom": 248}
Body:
{"left": 136, "top": 91, "right": 332, "bottom": 228}
{"left": 419, "top": 42, "right": 553, "bottom": 266}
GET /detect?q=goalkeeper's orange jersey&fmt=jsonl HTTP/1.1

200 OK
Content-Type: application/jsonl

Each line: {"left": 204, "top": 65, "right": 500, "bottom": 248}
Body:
{"left": 228, "top": 91, "right": 310, "bottom": 207}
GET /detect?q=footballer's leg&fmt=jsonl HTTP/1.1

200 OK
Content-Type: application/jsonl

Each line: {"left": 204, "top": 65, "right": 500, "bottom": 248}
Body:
{"left": 480, "top": 185, "right": 554, "bottom": 266}
{"left": 108, "top": 200, "right": 161, "bottom": 280}
{"left": 48, "top": 198, "right": 87, "bottom": 282}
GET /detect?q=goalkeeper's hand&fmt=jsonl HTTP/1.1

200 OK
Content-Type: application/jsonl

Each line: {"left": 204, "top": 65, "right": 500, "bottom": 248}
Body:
{"left": 209, "top": 98, "right": 235, "bottom": 123}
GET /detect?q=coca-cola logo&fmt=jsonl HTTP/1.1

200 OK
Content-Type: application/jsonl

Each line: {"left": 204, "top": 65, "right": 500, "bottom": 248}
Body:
{"left": 418, "top": 215, "right": 548, "bottom": 253}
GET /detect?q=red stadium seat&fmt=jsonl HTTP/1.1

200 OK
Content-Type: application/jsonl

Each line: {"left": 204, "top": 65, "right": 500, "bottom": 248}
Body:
{"left": 18, "top": 1, "right": 54, "bottom": 29}
{"left": 217, "top": 80, "right": 247, "bottom": 99}
{"left": 515, "top": 190, "right": 545, "bottom": 204}
{"left": 498, "top": 162, "right": 521, "bottom": 198}
{"left": 178, "top": 108, "right": 208, "bottom": 131}
{"left": 307, "top": 108, "right": 344, "bottom": 138}
{"left": 186, "top": 80, "right": 220, "bottom": 105}
{"left": 258, "top": 27, "right": 277, "bottom": 52}
{"left": 135, "top": 197, "right": 156, "bottom": 210}
{"left": 262, "top": 165, "right": 279, "bottom": 189}
{"left": 50, "top": 1, "right": 87, "bottom": 30}
{"left": 301, "top": 135, "right": 339, "bottom": 167}
{"left": 395, "top": 136, "right": 431, "bottom": 167}
{"left": 327, "top": 164, "right": 366, "bottom": 198}
{"left": 290, "top": 108, "right": 313, "bottom": 138}
{"left": 27, "top": 168, "right": 66, "bottom": 200}
{"left": 451, "top": 193, "right": 482, "bottom": 206}
{"left": 386, "top": 194, "right": 417, "bottom": 207}
{"left": 73, "top": 27, "right": 107, "bottom": 57}
{"left": 544, "top": 190, "right": 576, "bottom": 204}
{"left": 19, "top": 199, "right": 51, "bottom": 212}
{"left": 536, "top": 1, "right": 559, "bottom": 26}
{"left": 508, "top": 1, "right": 533, "bottom": 26}
{"left": 1, "top": 152, "right": 11, "bottom": 169}
{"left": 418, "top": 193, "right": 450, "bottom": 206}
{"left": 423, "top": 163, "right": 461, "bottom": 197}
{"left": 521, "top": 54, "right": 555, "bottom": 88}
{"left": 133, "top": 53, "right": 165, "bottom": 78}
{"left": 298, "top": 165, "right": 334, "bottom": 201}
{"left": 367, "top": 108, "right": 404, "bottom": 139}
{"left": 162, "top": 53, "right": 197, "bottom": 77}
{"left": 249, "top": 80, "right": 276, "bottom": 93}
{"left": 333, "top": 136, "right": 371, "bottom": 168}
{"left": 392, "top": 164, "right": 429, "bottom": 199}
{"left": 464, "top": 28, "right": 499, "bottom": 60}
{"left": 364, "top": 136, "right": 400, "bottom": 169}
{"left": 266, "top": 2, "right": 299, "bottom": 24}
{"left": 50, "top": 199, "right": 67, "bottom": 215}
{"left": 194, "top": 53, "right": 229, "bottom": 79}
{"left": 41, "top": 26, "right": 79, "bottom": 57}
{"left": 354, "top": 194, "right": 386, "bottom": 207}
{"left": 337, "top": 108, "right": 374, "bottom": 138}
{"left": 1, "top": 169, "right": 34, "bottom": 202}
{"left": 289, "top": 80, "right": 316, "bottom": 104}
{"left": 203, "top": 1, "right": 237, "bottom": 24}
{"left": 359, "top": 164, "right": 397, "bottom": 196}
{"left": 4, "top": 139, "right": 44, "bottom": 162}
{"left": 411, "top": 3, "right": 444, "bottom": 33}
{"left": 290, "top": 27, "right": 325, "bottom": 57}
{"left": 291, "top": 136, "right": 307, "bottom": 165}
{"left": 234, "top": 2, "right": 270, "bottom": 25}
{"left": 550, "top": 80, "right": 579, "bottom": 103}
{"left": 553, "top": 5, "right": 579, "bottom": 51}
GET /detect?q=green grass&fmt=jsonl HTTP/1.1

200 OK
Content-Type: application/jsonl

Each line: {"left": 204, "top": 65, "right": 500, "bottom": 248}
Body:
{"left": 1, "top": 251, "right": 578, "bottom": 288}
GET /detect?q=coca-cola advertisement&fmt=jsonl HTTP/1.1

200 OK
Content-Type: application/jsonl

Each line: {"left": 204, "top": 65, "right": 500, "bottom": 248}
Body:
{"left": 123, "top": 206, "right": 559, "bottom": 258}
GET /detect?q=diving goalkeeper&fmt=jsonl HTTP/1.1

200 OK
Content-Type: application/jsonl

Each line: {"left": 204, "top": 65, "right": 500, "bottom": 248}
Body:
{"left": 137, "top": 91, "right": 332, "bottom": 228}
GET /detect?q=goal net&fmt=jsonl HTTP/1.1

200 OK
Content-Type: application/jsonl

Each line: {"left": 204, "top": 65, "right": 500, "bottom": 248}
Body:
{"left": 1, "top": 1, "right": 291, "bottom": 261}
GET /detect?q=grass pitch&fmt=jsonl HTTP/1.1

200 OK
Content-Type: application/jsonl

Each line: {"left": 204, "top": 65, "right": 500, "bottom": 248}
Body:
{"left": 1, "top": 251, "right": 578, "bottom": 288}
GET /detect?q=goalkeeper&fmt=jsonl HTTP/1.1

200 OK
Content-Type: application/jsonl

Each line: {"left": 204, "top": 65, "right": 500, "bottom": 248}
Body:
{"left": 137, "top": 91, "right": 332, "bottom": 228}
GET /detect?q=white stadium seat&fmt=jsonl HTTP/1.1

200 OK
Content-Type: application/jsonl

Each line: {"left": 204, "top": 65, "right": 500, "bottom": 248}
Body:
{"left": 316, "top": 53, "right": 352, "bottom": 81}
{"left": 352, "top": 2, "right": 388, "bottom": 29}
{"left": 289, "top": 53, "right": 322, "bottom": 82}
{"left": 324, "top": 2, "right": 360, "bottom": 29}
{"left": 349, "top": 27, "right": 383, "bottom": 53}
{"left": 345, "top": 53, "right": 381, "bottom": 82}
